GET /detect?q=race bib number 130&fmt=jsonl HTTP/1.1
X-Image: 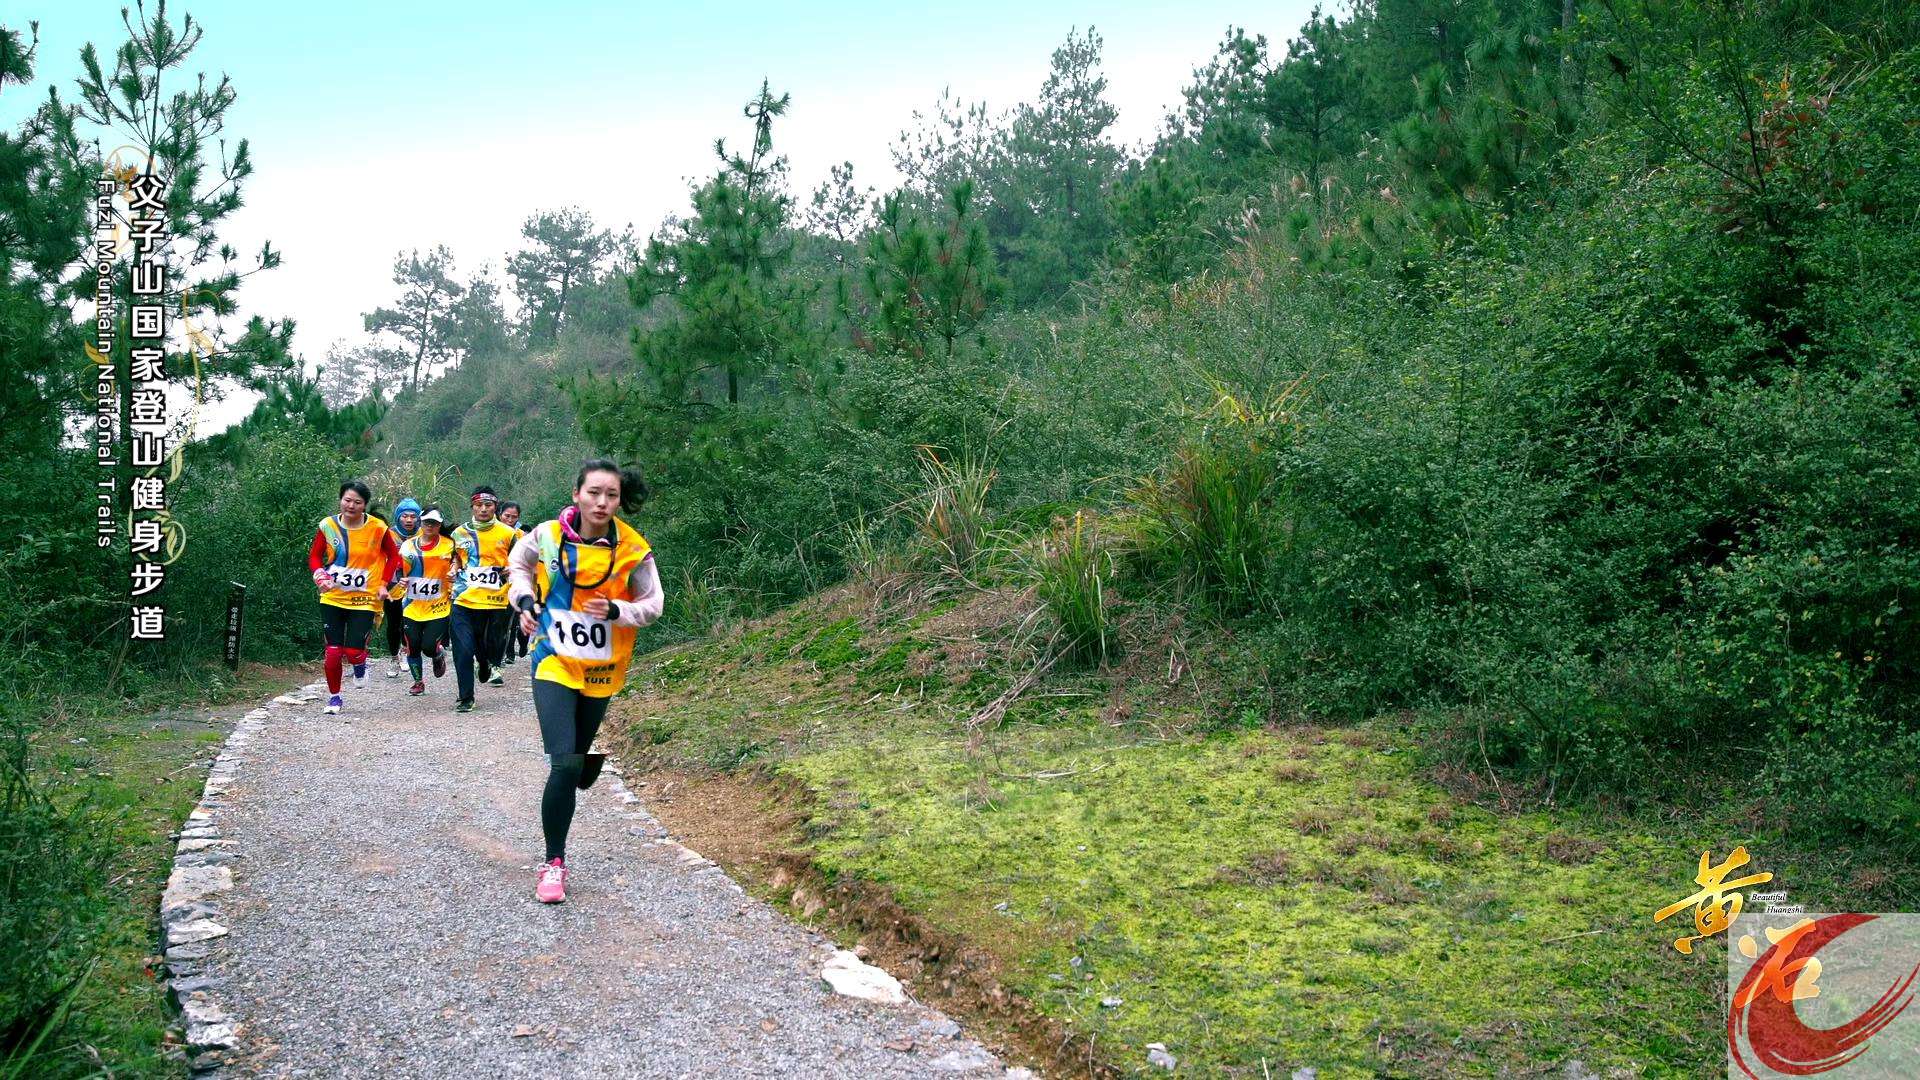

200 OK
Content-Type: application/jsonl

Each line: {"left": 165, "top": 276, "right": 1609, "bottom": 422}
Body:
{"left": 547, "top": 608, "right": 613, "bottom": 661}
{"left": 330, "top": 566, "right": 371, "bottom": 592}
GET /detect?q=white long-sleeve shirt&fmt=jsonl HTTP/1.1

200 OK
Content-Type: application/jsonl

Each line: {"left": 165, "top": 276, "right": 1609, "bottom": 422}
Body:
{"left": 506, "top": 528, "right": 664, "bottom": 629}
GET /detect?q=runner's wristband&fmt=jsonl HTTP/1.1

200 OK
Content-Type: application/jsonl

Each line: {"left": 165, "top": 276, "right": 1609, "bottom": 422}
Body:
{"left": 516, "top": 596, "right": 537, "bottom": 615}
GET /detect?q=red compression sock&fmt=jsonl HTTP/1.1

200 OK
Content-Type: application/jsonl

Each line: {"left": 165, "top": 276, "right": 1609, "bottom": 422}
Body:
{"left": 324, "top": 645, "right": 344, "bottom": 693}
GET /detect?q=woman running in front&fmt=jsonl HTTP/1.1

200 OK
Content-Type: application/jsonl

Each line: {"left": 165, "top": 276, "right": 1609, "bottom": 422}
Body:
{"left": 308, "top": 481, "right": 403, "bottom": 715}
{"left": 382, "top": 498, "right": 422, "bottom": 678}
{"left": 506, "top": 459, "right": 663, "bottom": 904}
{"left": 389, "top": 506, "right": 456, "bottom": 695}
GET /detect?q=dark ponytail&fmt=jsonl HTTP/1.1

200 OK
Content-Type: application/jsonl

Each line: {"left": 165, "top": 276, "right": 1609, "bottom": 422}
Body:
{"left": 574, "top": 458, "right": 651, "bottom": 515}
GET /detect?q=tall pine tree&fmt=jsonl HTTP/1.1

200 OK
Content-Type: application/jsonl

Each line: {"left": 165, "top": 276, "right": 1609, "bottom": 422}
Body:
{"left": 506, "top": 207, "right": 613, "bottom": 345}
{"left": 364, "top": 245, "right": 463, "bottom": 391}
{"left": 625, "top": 80, "right": 815, "bottom": 409}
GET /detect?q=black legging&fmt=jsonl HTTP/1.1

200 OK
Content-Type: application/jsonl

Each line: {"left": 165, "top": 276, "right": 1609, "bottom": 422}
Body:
{"left": 383, "top": 597, "right": 406, "bottom": 657}
{"left": 534, "top": 679, "right": 611, "bottom": 861}
{"left": 320, "top": 605, "right": 375, "bottom": 649}
{"left": 402, "top": 616, "right": 449, "bottom": 680}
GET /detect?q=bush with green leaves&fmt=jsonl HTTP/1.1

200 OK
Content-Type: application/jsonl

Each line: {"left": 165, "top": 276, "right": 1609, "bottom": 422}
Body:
{"left": 0, "top": 719, "right": 116, "bottom": 1075}
{"left": 1200, "top": 44, "right": 1920, "bottom": 851}
{"left": 1015, "top": 511, "right": 1118, "bottom": 667}
{"left": 164, "top": 428, "right": 355, "bottom": 666}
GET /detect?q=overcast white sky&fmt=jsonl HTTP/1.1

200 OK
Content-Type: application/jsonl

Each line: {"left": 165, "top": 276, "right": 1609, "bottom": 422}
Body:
{"left": 7, "top": 2, "right": 1319, "bottom": 429}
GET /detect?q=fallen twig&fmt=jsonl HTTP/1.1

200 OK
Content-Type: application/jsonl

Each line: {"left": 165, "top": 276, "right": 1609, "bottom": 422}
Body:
{"left": 965, "top": 651, "right": 1060, "bottom": 731}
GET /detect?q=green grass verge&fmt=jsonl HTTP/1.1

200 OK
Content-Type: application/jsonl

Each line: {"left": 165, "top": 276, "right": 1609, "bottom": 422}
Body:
{"left": 16, "top": 663, "right": 306, "bottom": 1079}
{"left": 613, "top": 585, "right": 1891, "bottom": 1078}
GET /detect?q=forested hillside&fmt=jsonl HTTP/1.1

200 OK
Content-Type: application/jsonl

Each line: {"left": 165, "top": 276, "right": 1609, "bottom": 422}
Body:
{"left": 331, "top": 0, "right": 1917, "bottom": 848}
{"left": 6, "top": 0, "right": 1919, "bottom": 1074}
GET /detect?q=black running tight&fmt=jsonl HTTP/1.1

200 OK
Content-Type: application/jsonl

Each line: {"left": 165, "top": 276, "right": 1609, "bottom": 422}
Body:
{"left": 383, "top": 597, "right": 405, "bottom": 657}
{"left": 534, "top": 679, "right": 611, "bottom": 861}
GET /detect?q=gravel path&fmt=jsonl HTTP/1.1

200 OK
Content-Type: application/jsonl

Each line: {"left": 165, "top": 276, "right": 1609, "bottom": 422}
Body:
{"left": 180, "top": 665, "right": 1015, "bottom": 1078}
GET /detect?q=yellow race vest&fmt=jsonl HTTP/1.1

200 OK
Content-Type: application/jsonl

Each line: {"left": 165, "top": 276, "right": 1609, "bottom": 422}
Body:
{"left": 528, "top": 517, "right": 653, "bottom": 697}
{"left": 397, "top": 535, "right": 456, "bottom": 621}
{"left": 317, "top": 514, "right": 392, "bottom": 612}
{"left": 451, "top": 520, "right": 516, "bottom": 610}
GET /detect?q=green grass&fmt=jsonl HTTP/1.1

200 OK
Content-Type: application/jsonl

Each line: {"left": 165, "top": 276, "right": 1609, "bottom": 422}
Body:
{"left": 785, "top": 733, "right": 1717, "bottom": 1076}
{"left": 15, "top": 663, "right": 307, "bottom": 1079}
{"left": 611, "top": 586, "right": 1880, "bottom": 1077}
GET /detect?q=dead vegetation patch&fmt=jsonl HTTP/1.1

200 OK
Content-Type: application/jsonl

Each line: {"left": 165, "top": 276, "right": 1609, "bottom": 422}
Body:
{"left": 1271, "top": 761, "right": 1318, "bottom": 784}
{"left": 1215, "top": 847, "right": 1293, "bottom": 887}
{"left": 1290, "top": 808, "right": 1335, "bottom": 835}
{"left": 1544, "top": 832, "right": 1604, "bottom": 866}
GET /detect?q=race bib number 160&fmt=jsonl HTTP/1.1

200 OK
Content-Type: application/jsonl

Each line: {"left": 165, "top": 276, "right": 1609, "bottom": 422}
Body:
{"left": 547, "top": 608, "right": 613, "bottom": 661}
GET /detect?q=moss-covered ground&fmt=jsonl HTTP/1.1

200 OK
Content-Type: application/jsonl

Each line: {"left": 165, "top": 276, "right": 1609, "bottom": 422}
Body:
{"left": 612, "top": 586, "right": 1877, "bottom": 1078}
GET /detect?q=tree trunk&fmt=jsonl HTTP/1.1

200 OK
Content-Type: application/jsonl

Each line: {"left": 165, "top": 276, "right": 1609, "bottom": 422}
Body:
{"left": 554, "top": 265, "right": 573, "bottom": 343}
{"left": 1560, "top": 0, "right": 1578, "bottom": 101}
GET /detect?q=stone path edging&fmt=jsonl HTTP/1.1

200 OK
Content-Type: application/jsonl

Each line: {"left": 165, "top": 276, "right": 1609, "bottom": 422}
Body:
{"left": 161, "top": 680, "right": 327, "bottom": 1070}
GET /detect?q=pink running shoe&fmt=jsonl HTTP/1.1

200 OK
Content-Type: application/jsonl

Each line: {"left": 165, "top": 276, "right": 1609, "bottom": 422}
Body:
{"left": 535, "top": 858, "right": 567, "bottom": 904}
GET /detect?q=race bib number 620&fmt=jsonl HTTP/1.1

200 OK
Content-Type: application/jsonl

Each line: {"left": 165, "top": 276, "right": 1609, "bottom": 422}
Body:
{"left": 547, "top": 608, "right": 613, "bottom": 660}
{"left": 330, "top": 566, "right": 371, "bottom": 592}
{"left": 467, "top": 565, "right": 505, "bottom": 589}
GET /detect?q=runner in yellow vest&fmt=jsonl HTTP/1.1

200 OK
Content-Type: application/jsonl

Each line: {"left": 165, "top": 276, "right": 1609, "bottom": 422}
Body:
{"left": 498, "top": 501, "right": 529, "bottom": 665}
{"left": 306, "top": 480, "right": 403, "bottom": 715}
{"left": 387, "top": 506, "right": 457, "bottom": 696}
{"left": 449, "top": 486, "right": 517, "bottom": 711}
{"left": 507, "top": 459, "right": 663, "bottom": 903}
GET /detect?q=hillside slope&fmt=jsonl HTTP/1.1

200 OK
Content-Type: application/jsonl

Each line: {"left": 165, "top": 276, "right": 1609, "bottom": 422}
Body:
{"left": 605, "top": 582, "right": 1749, "bottom": 1078}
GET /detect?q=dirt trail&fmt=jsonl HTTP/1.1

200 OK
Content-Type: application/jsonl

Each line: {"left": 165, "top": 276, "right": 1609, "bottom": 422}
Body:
{"left": 165, "top": 668, "right": 1017, "bottom": 1078}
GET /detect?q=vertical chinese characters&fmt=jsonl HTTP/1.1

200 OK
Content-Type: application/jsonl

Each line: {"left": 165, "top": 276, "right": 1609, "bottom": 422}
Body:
{"left": 126, "top": 172, "right": 170, "bottom": 642}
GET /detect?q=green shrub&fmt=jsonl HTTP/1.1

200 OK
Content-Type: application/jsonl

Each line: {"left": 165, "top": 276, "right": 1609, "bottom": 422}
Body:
{"left": 667, "top": 565, "right": 742, "bottom": 639}
{"left": 911, "top": 446, "right": 996, "bottom": 583}
{"left": 1012, "top": 511, "right": 1118, "bottom": 667}
{"left": 165, "top": 428, "right": 354, "bottom": 667}
{"left": 1124, "top": 380, "right": 1303, "bottom": 616}
{"left": 0, "top": 720, "right": 116, "bottom": 1074}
